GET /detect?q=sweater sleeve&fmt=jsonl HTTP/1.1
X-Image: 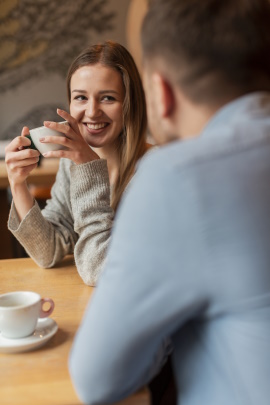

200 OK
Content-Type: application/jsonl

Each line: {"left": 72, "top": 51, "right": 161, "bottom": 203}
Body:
{"left": 8, "top": 158, "right": 77, "bottom": 268}
{"left": 69, "top": 159, "right": 114, "bottom": 286}
{"left": 8, "top": 158, "right": 114, "bottom": 284}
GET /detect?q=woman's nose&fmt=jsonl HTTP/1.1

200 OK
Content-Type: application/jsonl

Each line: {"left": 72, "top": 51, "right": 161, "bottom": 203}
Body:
{"left": 85, "top": 100, "right": 102, "bottom": 118}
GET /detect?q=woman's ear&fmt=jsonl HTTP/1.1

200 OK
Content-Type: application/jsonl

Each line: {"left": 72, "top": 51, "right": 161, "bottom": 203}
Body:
{"left": 152, "top": 73, "right": 175, "bottom": 118}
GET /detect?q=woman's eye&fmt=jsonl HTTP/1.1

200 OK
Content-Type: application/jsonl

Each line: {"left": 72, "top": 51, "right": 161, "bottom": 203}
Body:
{"left": 74, "top": 95, "right": 87, "bottom": 101}
{"left": 102, "top": 96, "right": 115, "bottom": 102}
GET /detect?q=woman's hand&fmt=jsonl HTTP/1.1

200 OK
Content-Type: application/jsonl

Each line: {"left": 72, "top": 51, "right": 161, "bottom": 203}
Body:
{"left": 5, "top": 126, "right": 41, "bottom": 187}
{"left": 41, "top": 109, "right": 100, "bottom": 165}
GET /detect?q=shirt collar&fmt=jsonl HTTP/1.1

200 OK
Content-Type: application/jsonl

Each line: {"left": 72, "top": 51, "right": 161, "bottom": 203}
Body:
{"left": 201, "top": 91, "right": 270, "bottom": 138}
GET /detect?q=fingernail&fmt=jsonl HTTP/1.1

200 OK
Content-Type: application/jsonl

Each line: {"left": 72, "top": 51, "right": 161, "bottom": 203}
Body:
{"left": 39, "top": 137, "right": 45, "bottom": 142}
{"left": 43, "top": 153, "right": 48, "bottom": 157}
{"left": 44, "top": 121, "right": 50, "bottom": 126}
{"left": 57, "top": 108, "right": 63, "bottom": 113}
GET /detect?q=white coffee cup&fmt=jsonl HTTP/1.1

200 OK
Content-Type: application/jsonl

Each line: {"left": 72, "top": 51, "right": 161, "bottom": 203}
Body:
{"left": 29, "top": 121, "right": 68, "bottom": 154}
{"left": 0, "top": 291, "right": 55, "bottom": 339}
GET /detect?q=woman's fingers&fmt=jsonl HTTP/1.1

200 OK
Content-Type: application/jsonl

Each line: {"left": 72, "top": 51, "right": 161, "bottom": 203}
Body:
{"left": 5, "top": 128, "right": 40, "bottom": 185}
{"left": 18, "top": 127, "right": 31, "bottom": 150}
{"left": 43, "top": 109, "right": 81, "bottom": 141}
{"left": 8, "top": 155, "right": 40, "bottom": 169}
{"left": 6, "top": 152, "right": 39, "bottom": 185}
{"left": 39, "top": 134, "right": 70, "bottom": 147}
{"left": 21, "top": 126, "right": 30, "bottom": 136}
{"left": 6, "top": 149, "right": 40, "bottom": 166}
{"left": 43, "top": 121, "right": 80, "bottom": 143}
{"left": 5, "top": 135, "right": 32, "bottom": 153}
{"left": 8, "top": 162, "right": 39, "bottom": 180}
{"left": 57, "top": 108, "right": 79, "bottom": 133}
{"left": 41, "top": 108, "right": 99, "bottom": 164}
{"left": 42, "top": 150, "right": 69, "bottom": 159}
{"left": 42, "top": 148, "right": 98, "bottom": 163}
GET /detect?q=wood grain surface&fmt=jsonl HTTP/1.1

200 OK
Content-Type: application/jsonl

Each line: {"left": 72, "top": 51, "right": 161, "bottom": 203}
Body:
{"left": 0, "top": 256, "right": 150, "bottom": 405}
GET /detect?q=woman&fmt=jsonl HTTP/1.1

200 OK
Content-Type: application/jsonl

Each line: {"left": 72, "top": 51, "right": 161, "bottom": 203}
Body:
{"left": 5, "top": 41, "right": 149, "bottom": 286}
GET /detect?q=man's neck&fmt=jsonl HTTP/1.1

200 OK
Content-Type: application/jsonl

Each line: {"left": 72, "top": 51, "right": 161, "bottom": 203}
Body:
{"left": 175, "top": 93, "right": 222, "bottom": 140}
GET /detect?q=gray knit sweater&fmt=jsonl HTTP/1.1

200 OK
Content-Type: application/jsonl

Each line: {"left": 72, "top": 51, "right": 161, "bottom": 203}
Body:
{"left": 8, "top": 158, "right": 114, "bottom": 286}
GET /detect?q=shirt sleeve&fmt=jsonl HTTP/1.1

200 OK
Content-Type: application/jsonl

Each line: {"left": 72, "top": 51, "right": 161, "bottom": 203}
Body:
{"left": 69, "top": 153, "right": 208, "bottom": 404}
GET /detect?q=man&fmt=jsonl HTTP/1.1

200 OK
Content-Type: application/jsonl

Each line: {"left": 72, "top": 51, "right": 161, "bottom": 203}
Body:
{"left": 69, "top": 0, "right": 270, "bottom": 404}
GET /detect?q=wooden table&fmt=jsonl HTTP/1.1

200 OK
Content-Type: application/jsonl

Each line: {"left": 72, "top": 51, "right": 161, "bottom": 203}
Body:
{"left": 0, "top": 158, "right": 59, "bottom": 259}
{"left": 0, "top": 256, "right": 150, "bottom": 405}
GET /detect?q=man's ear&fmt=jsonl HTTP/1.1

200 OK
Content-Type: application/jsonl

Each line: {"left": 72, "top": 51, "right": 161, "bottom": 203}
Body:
{"left": 152, "top": 73, "right": 175, "bottom": 118}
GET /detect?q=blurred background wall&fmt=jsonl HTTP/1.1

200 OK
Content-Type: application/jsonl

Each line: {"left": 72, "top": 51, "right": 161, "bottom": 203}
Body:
{"left": 0, "top": 0, "right": 147, "bottom": 142}
{"left": 0, "top": 0, "right": 148, "bottom": 259}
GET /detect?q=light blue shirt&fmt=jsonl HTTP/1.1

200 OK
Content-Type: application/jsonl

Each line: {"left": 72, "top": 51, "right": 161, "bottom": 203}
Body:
{"left": 69, "top": 92, "right": 270, "bottom": 405}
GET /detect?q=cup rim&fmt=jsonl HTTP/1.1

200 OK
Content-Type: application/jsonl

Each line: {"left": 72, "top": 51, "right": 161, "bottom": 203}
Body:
{"left": 0, "top": 291, "right": 41, "bottom": 310}
{"left": 29, "top": 121, "right": 67, "bottom": 133}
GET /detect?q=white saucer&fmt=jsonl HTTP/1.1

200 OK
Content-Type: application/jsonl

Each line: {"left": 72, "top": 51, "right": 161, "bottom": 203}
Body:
{"left": 0, "top": 318, "right": 58, "bottom": 354}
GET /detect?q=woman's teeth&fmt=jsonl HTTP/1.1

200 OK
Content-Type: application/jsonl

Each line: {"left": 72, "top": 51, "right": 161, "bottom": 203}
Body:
{"left": 87, "top": 123, "right": 107, "bottom": 130}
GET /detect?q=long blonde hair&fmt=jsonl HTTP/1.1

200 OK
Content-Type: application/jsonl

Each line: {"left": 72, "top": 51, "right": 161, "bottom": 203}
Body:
{"left": 66, "top": 41, "right": 147, "bottom": 210}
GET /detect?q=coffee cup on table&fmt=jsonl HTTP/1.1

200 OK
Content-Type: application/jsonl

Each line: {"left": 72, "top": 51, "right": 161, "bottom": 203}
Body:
{"left": 0, "top": 291, "right": 55, "bottom": 339}
{"left": 26, "top": 121, "right": 68, "bottom": 154}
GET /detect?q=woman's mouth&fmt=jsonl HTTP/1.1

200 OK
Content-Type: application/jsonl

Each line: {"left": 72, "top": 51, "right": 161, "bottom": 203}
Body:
{"left": 85, "top": 122, "right": 109, "bottom": 130}
{"left": 82, "top": 122, "right": 110, "bottom": 136}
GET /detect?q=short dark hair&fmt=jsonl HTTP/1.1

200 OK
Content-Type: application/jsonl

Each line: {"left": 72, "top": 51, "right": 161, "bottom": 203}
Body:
{"left": 141, "top": 0, "right": 270, "bottom": 104}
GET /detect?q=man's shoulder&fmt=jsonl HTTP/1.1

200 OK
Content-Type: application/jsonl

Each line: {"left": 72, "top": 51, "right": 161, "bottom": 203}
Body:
{"left": 137, "top": 137, "right": 210, "bottom": 176}
{"left": 131, "top": 141, "right": 202, "bottom": 200}
{"left": 141, "top": 118, "right": 270, "bottom": 178}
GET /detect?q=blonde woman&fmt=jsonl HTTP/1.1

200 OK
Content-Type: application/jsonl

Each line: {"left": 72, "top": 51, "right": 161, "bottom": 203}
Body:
{"left": 6, "top": 41, "right": 150, "bottom": 285}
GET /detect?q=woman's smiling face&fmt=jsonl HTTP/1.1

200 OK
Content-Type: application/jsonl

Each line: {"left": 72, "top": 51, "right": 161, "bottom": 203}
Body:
{"left": 69, "top": 63, "right": 125, "bottom": 149}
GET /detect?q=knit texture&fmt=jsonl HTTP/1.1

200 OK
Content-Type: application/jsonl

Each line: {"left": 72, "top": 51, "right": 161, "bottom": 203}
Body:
{"left": 8, "top": 158, "right": 114, "bottom": 286}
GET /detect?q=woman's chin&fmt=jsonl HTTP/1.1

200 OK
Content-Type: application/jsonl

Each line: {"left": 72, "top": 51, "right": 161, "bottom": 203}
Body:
{"left": 86, "top": 134, "right": 120, "bottom": 150}
{"left": 86, "top": 138, "right": 107, "bottom": 148}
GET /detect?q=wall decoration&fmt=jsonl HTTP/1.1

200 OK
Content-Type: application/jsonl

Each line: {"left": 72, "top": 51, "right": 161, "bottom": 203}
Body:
{"left": 0, "top": 0, "right": 114, "bottom": 93}
{"left": 0, "top": 0, "right": 130, "bottom": 141}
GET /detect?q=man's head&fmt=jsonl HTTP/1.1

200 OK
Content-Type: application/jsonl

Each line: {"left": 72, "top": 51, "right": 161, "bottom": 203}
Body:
{"left": 141, "top": 0, "right": 270, "bottom": 144}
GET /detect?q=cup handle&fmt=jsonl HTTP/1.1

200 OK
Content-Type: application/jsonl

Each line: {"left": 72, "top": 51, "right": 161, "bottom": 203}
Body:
{"left": 39, "top": 298, "right": 55, "bottom": 318}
